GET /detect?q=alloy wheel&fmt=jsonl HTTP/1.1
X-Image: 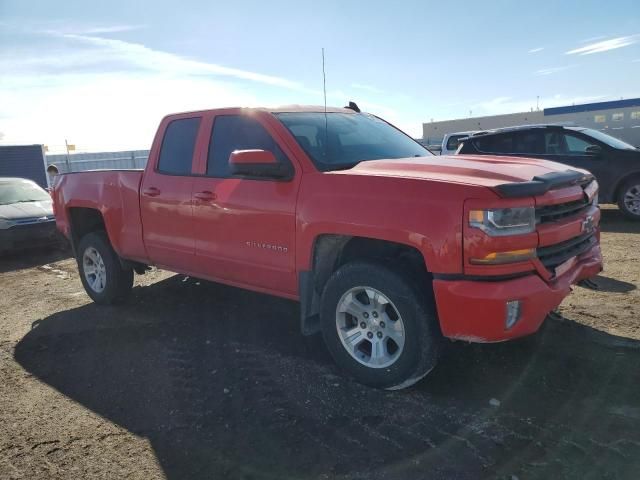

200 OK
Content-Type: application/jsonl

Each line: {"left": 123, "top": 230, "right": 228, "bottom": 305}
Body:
{"left": 335, "top": 286, "right": 405, "bottom": 369}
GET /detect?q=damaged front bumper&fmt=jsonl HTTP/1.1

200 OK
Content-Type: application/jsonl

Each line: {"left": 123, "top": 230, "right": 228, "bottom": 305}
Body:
{"left": 432, "top": 243, "right": 603, "bottom": 343}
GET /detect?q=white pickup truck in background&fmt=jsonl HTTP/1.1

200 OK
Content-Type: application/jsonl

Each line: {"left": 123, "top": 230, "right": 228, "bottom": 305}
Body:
{"left": 439, "top": 131, "right": 478, "bottom": 155}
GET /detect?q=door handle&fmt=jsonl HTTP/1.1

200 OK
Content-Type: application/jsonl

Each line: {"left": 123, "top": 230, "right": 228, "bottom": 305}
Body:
{"left": 194, "top": 190, "right": 216, "bottom": 201}
{"left": 142, "top": 187, "right": 161, "bottom": 197}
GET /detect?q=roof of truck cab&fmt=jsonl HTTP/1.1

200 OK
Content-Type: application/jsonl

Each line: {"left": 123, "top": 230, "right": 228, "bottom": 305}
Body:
{"left": 469, "top": 124, "right": 580, "bottom": 137}
{"left": 164, "top": 105, "right": 357, "bottom": 117}
{"left": 266, "top": 105, "right": 356, "bottom": 113}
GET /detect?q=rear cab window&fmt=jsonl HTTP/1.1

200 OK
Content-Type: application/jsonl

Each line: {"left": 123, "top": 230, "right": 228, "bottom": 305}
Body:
{"left": 157, "top": 117, "right": 201, "bottom": 175}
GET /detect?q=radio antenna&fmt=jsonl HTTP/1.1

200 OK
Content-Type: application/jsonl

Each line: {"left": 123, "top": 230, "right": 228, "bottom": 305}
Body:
{"left": 322, "top": 48, "right": 328, "bottom": 159}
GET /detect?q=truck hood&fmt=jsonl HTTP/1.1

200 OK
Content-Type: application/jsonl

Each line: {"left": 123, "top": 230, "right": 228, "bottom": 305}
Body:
{"left": 0, "top": 200, "right": 54, "bottom": 220}
{"left": 338, "top": 155, "right": 579, "bottom": 189}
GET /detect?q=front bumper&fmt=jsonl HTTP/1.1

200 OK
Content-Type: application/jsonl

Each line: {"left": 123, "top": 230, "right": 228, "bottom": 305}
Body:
{"left": 433, "top": 243, "right": 603, "bottom": 342}
{"left": 0, "top": 220, "right": 60, "bottom": 253}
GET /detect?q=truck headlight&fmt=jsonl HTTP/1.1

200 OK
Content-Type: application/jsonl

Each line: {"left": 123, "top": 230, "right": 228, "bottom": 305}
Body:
{"left": 469, "top": 207, "right": 535, "bottom": 236}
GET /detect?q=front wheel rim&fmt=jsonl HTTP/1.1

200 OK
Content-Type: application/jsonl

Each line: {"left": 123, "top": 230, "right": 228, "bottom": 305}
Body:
{"left": 83, "top": 247, "right": 107, "bottom": 293}
{"left": 623, "top": 184, "right": 640, "bottom": 215}
{"left": 335, "top": 286, "right": 405, "bottom": 369}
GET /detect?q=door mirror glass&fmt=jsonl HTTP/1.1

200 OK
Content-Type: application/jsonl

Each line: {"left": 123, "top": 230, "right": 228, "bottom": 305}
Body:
{"left": 229, "top": 149, "right": 291, "bottom": 179}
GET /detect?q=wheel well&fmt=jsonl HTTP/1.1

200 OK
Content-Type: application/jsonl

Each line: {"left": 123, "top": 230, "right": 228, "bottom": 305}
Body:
{"left": 68, "top": 207, "right": 106, "bottom": 250}
{"left": 299, "top": 235, "right": 431, "bottom": 335}
{"left": 613, "top": 173, "right": 640, "bottom": 203}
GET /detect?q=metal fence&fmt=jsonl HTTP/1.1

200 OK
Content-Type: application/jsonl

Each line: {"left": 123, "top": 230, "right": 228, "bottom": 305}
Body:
{"left": 46, "top": 150, "right": 150, "bottom": 173}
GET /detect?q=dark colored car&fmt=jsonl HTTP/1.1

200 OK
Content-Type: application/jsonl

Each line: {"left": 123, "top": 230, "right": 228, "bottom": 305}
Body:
{"left": 0, "top": 177, "right": 61, "bottom": 254}
{"left": 457, "top": 125, "right": 640, "bottom": 219}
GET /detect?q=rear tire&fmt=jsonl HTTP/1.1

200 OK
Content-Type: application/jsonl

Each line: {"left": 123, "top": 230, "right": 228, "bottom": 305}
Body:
{"left": 617, "top": 177, "right": 640, "bottom": 220}
{"left": 77, "top": 231, "right": 133, "bottom": 304}
{"left": 320, "top": 261, "right": 441, "bottom": 390}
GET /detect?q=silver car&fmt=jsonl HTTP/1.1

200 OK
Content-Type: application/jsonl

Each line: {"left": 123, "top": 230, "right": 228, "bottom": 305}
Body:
{"left": 0, "top": 177, "right": 61, "bottom": 254}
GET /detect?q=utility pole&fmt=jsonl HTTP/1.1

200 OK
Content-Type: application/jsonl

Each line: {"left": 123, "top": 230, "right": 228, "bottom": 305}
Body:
{"left": 64, "top": 139, "right": 72, "bottom": 173}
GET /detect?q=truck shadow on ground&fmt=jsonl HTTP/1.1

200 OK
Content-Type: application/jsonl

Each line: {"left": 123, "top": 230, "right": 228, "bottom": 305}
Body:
{"left": 14, "top": 276, "right": 640, "bottom": 480}
{"left": 589, "top": 274, "right": 636, "bottom": 293}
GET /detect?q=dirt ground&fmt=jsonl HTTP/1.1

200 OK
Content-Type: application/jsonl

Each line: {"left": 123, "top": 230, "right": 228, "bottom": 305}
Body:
{"left": 1, "top": 206, "right": 639, "bottom": 480}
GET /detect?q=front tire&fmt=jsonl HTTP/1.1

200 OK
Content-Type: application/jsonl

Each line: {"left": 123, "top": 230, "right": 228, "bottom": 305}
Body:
{"left": 618, "top": 177, "right": 640, "bottom": 220}
{"left": 77, "top": 231, "right": 133, "bottom": 304}
{"left": 320, "top": 261, "right": 441, "bottom": 390}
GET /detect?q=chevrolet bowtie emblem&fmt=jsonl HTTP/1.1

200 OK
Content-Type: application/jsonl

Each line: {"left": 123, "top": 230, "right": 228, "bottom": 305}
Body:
{"left": 581, "top": 215, "right": 594, "bottom": 233}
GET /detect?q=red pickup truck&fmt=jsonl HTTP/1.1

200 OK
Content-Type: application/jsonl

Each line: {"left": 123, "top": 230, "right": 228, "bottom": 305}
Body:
{"left": 52, "top": 105, "right": 603, "bottom": 389}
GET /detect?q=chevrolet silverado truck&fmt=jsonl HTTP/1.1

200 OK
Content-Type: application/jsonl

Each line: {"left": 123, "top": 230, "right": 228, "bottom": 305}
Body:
{"left": 52, "top": 105, "right": 603, "bottom": 389}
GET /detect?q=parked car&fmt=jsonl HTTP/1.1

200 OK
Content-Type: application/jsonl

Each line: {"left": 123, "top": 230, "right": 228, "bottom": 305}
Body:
{"left": 457, "top": 125, "right": 640, "bottom": 219}
{"left": 52, "top": 106, "right": 602, "bottom": 389}
{"left": 440, "top": 131, "right": 478, "bottom": 155}
{"left": 0, "top": 177, "right": 60, "bottom": 254}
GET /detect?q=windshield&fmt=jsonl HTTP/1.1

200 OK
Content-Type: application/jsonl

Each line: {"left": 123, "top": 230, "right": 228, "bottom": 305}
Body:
{"left": 581, "top": 128, "right": 637, "bottom": 150}
{"left": 0, "top": 180, "right": 51, "bottom": 206}
{"left": 275, "top": 112, "right": 431, "bottom": 171}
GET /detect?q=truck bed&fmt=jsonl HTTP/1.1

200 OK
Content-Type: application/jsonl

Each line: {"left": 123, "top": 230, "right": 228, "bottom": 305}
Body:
{"left": 52, "top": 170, "right": 148, "bottom": 263}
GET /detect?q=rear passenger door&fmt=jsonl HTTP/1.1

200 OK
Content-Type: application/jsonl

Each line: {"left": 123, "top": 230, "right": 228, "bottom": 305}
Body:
{"left": 190, "top": 113, "right": 300, "bottom": 296}
{"left": 140, "top": 116, "right": 201, "bottom": 270}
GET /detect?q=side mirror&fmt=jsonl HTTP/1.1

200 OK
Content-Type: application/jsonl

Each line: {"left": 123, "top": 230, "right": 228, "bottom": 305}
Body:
{"left": 229, "top": 149, "right": 291, "bottom": 179}
{"left": 585, "top": 145, "right": 603, "bottom": 157}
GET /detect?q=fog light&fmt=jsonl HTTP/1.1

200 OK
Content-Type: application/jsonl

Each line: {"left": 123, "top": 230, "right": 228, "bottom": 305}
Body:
{"left": 505, "top": 300, "right": 522, "bottom": 329}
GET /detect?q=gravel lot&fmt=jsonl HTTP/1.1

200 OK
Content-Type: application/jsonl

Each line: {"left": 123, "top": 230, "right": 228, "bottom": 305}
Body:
{"left": 1, "top": 206, "right": 639, "bottom": 480}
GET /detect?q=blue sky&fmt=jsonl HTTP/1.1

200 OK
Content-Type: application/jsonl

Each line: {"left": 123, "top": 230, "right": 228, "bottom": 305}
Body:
{"left": 1, "top": 0, "right": 639, "bottom": 151}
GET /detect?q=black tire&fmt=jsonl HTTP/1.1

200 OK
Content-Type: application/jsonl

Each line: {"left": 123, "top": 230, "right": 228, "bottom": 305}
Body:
{"left": 76, "top": 231, "right": 133, "bottom": 304}
{"left": 617, "top": 176, "right": 640, "bottom": 220}
{"left": 320, "top": 261, "right": 442, "bottom": 390}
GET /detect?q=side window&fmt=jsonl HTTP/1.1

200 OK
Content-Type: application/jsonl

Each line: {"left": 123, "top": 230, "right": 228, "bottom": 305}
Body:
{"left": 474, "top": 133, "right": 514, "bottom": 153}
{"left": 446, "top": 135, "right": 464, "bottom": 151}
{"left": 544, "top": 132, "right": 565, "bottom": 154}
{"left": 513, "top": 131, "right": 543, "bottom": 154}
{"left": 157, "top": 117, "right": 201, "bottom": 175}
{"left": 563, "top": 133, "right": 595, "bottom": 155}
{"left": 208, "top": 115, "right": 289, "bottom": 177}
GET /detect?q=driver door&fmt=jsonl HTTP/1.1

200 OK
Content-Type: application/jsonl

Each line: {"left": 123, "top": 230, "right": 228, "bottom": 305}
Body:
{"left": 190, "top": 112, "right": 300, "bottom": 296}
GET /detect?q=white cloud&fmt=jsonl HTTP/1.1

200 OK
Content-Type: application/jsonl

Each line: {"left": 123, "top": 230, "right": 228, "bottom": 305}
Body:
{"left": 76, "top": 25, "right": 146, "bottom": 35}
{"left": 0, "top": 32, "right": 307, "bottom": 150}
{"left": 0, "top": 73, "right": 261, "bottom": 151}
{"left": 566, "top": 35, "right": 638, "bottom": 55}
{"left": 59, "top": 33, "right": 307, "bottom": 90}
{"left": 580, "top": 35, "right": 608, "bottom": 44}
{"left": 535, "top": 65, "right": 574, "bottom": 76}
{"left": 528, "top": 47, "right": 544, "bottom": 53}
{"left": 0, "top": 29, "right": 417, "bottom": 148}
